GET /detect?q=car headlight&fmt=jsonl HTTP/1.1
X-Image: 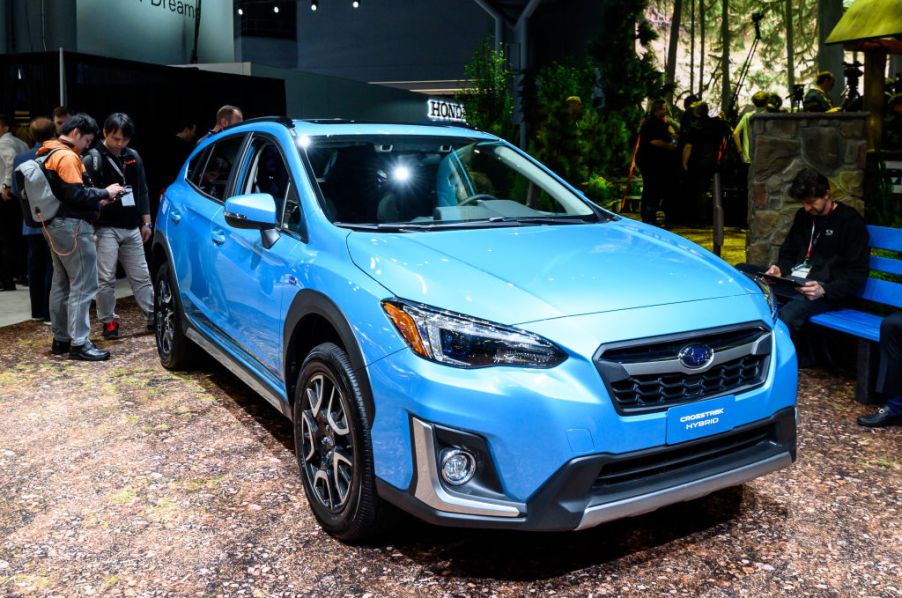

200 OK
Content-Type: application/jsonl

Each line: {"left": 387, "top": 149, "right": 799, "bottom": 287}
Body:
{"left": 753, "top": 277, "right": 778, "bottom": 322}
{"left": 382, "top": 299, "right": 567, "bottom": 368}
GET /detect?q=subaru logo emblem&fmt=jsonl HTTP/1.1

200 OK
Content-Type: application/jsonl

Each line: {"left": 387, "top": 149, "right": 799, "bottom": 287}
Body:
{"left": 678, "top": 344, "right": 714, "bottom": 369}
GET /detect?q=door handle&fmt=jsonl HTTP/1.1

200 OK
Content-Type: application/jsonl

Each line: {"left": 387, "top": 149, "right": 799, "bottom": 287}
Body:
{"left": 169, "top": 209, "right": 182, "bottom": 224}
{"left": 211, "top": 231, "right": 225, "bottom": 245}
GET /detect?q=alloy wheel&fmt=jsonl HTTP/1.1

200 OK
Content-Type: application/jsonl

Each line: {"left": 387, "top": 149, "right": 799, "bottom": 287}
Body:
{"left": 156, "top": 277, "right": 175, "bottom": 358}
{"left": 300, "top": 373, "right": 354, "bottom": 512}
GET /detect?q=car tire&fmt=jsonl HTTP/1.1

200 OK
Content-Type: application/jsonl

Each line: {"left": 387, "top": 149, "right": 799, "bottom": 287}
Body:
{"left": 293, "top": 342, "right": 389, "bottom": 543}
{"left": 154, "top": 262, "right": 195, "bottom": 370}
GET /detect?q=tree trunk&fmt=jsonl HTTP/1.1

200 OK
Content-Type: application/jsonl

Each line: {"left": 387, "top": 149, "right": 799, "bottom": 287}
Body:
{"left": 699, "top": 0, "right": 705, "bottom": 95}
{"left": 721, "top": 0, "right": 730, "bottom": 115}
{"left": 665, "top": 0, "right": 684, "bottom": 104}
{"left": 785, "top": 0, "right": 795, "bottom": 92}
{"left": 817, "top": 0, "right": 843, "bottom": 106}
{"left": 690, "top": 0, "right": 696, "bottom": 93}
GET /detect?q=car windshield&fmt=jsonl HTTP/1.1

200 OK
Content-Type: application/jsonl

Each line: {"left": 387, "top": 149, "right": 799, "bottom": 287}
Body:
{"left": 300, "top": 134, "right": 601, "bottom": 230}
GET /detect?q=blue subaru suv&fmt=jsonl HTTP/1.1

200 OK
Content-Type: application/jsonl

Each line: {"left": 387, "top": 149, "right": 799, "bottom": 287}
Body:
{"left": 152, "top": 118, "right": 797, "bottom": 542}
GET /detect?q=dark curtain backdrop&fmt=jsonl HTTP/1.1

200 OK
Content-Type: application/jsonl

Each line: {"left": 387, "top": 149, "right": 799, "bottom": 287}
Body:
{"left": 1, "top": 51, "right": 286, "bottom": 217}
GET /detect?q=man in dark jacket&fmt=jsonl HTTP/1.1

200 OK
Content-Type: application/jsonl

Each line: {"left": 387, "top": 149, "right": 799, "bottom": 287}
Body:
{"left": 11, "top": 117, "right": 56, "bottom": 321}
{"left": 41, "top": 113, "right": 124, "bottom": 360}
{"left": 636, "top": 99, "right": 677, "bottom": 225}
{"left": 764, "top": 168, "right": 869, "bottom": 336}
{"left": 682, "top": 102, "right": 732, "bottom": 227}
{"left": 84, "top": 113, "right": 154, "bottom": 339}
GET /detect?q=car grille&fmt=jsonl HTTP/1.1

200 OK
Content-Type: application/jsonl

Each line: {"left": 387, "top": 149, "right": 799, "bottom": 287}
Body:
{"left": 594, "top": 323, "right": 771, "bottom": 415}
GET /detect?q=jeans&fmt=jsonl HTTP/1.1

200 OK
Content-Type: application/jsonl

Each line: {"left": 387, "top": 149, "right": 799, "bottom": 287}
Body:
{"left": 778, "top": 295, "right": 836, "bottom": 336}
{"left": 26, "top": 233, "right": 53, "bottom": 320}
{"left": 876, "top": 312, "right": 902, "bottom": 407}
{"left": 639, "top": 166, "right": 667, "bottom": 225}
{"left": 46, "top": 217, "right": 98, "bottom": 346}
{"left": 95, "top": 226, "right": 154, "bottom": 325}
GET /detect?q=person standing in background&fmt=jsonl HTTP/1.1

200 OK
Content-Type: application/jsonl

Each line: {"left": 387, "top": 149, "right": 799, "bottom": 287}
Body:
{"left": 0, "top": 114, "right": 29, "bottom": 291}
{"left": 11, "top": 117, "right": 56, "bottom": 321}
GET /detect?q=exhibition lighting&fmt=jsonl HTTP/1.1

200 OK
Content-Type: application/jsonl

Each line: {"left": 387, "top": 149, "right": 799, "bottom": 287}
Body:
{"left": 393, "top": 165, "right": 411, "bottom": 182}
{"left": 273, "top": 4, "right": 279, "bottom": 13}
{"left": 352, "top": 0, "right": 360, "bottom": 7}
{"left": 311, "top": 0, "right": 318, "bottom": 10}
{"left": 237, "top": 7, "right": 243, "bottom": 15}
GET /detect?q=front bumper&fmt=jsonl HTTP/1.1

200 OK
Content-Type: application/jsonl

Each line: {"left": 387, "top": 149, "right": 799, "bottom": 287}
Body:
{"left": 377, "top": 406, "right": 796, "bottom": 531}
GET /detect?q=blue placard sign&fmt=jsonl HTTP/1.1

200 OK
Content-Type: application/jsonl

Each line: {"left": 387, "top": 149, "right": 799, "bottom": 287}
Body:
{"left": 666, "top": 395, "right": 736, "bottom": 444}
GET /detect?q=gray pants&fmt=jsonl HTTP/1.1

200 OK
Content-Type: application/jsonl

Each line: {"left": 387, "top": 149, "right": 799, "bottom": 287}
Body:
{"left": 46, "top": 217, "right": 98, "bottom": 346}
{"left": 95, "top": 226, "right": 154, "bottom": 325}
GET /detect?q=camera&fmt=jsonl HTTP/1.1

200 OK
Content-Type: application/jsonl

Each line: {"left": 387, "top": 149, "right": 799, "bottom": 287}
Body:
{"left": 751, "top": 12, "right": 764, "bottom": 23}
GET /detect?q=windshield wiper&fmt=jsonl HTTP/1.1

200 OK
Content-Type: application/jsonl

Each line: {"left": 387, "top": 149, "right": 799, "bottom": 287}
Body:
{"left": 336, "top": 220, "right": 525, "bottom": 232}
{"left": 335, "top": 215, "right": 596, "bottom": 232}
{"left": 334, "top": 222, "right": 430, "bottom": 231}
{"left": 487, "top": 214, "right": 597, "bottom": 225}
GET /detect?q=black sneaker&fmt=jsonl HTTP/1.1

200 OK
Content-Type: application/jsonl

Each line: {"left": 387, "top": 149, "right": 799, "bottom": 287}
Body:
{"left": 69, "top": 340, "right": 110, "bottom": 361}
{"left": 51, "top": 339, "right": 71, "bottom": 355}
{"left": 857, "top": 407, "right": 902, "bottom": 428}
{"left": 102, "top": 319, "right": 120, "bottom": 340}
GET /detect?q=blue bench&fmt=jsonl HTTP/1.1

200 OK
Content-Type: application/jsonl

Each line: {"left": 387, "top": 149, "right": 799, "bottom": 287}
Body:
{"left": 809, "top": 225, "right": 902, "bottom": 403}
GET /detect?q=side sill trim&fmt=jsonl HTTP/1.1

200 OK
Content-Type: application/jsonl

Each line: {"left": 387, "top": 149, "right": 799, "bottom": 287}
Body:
{"left": 185, "top": 327, "right": 291, "bottom": 420}
{"left": 575, "top": 451, "right": 792, "bottom": 530}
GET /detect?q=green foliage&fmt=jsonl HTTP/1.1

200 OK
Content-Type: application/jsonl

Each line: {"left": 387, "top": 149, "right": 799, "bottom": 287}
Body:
{"left": 583, "top": 0, "right": 665, "bottom": 185}
{"left": 458, "top": 1, "right": 666, "bottom": 191}
{"left": 579, "top": 108, "right": 634, "bottom": 179}
{"left": 533, "top": 60, "right": 596, "bottom": 110}
{"left": 582, "top": 174, "right": 621, "bottom": 211}
{"left": 529, "top": 61, "right": 594, "bottom": 187}
{"left": 588, "top": 0, "right": 667, "bottom": 115}
{"left": 455, "top": 36, "right": 516, "bottom": 142}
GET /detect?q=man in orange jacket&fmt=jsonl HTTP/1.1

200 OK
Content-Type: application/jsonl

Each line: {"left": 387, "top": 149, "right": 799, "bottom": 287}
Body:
{"left": 39, "top": 113, "right": 123, "bottom": 361}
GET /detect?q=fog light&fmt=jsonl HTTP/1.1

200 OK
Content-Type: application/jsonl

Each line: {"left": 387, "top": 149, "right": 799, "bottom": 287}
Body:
{"left": 440, "top": 448, "right": 476, "bottom": 486}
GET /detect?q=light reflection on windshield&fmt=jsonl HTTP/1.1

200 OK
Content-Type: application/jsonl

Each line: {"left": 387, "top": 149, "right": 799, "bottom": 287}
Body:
{"left": 300, "top": 135, "right": 598, "bottom": 230}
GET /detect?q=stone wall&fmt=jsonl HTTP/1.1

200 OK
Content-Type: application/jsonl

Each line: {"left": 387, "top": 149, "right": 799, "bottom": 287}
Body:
{"left": 746, "top": 112, "right": 868, "bottom": 265}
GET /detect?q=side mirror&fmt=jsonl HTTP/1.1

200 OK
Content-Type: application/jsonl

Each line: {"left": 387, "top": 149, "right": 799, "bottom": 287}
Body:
{"left": 224, "top": 193, "right": 281, "bottom": 249}
{"left": 224, "top": 193, "right": 278, "bottom": 230}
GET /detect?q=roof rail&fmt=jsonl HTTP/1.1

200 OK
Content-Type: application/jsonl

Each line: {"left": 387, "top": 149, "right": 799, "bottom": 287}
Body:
{"left": 302, "top": 118, "right": 478, "bottom": 131}
{"left": 224, "top": 116, "right": 295, "bottom": 130}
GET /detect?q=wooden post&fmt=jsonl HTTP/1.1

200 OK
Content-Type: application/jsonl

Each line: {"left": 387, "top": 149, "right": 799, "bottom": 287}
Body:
{"left": 713, "top": 172, "right": 724, "bottom": 256}
{"left": 864, "top": 48, "right": 887, "bottom": 150}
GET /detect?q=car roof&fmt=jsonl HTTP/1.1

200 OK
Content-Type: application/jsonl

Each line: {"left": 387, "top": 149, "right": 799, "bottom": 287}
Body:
{"left": 217, "top": 116, "right": 499, "bottom": 141}
{"left": 292, "top": 119, "right": 498, "bottom": 140}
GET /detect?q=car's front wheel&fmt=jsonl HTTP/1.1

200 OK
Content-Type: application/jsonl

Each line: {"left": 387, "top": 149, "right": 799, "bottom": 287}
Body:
{"left": 154, "top": 262, "right": 195, "bottom": 370}
{"left": 293, "top": 342, "right": 388, "bottom": 543}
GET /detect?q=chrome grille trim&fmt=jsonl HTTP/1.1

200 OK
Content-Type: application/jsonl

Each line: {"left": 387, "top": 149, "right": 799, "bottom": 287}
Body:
{"left": 594, "top": 322, "right": 772, "bottom": 415}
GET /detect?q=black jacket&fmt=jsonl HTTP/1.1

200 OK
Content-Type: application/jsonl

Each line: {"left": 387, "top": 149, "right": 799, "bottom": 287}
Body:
{"left": 777, "top": 202, "right": 869, "bottom": 301}
{"left": 84, "top": 144, "right": 150, "bottom": 229}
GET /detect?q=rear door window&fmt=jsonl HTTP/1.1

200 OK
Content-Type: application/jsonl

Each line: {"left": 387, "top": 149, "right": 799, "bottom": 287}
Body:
{"left": 195, "top": 135, "right": 246, "bottom": 201}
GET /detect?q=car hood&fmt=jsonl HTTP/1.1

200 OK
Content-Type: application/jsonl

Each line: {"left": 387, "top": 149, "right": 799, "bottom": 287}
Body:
{"left": 346, "top": 219, "right": 759, "bottom": 325}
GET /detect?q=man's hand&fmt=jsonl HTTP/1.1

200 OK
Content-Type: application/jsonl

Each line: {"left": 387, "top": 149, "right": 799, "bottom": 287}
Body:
{"left": 1, "top": 185, "right": 10, "bottom": 201}
{"left": 765, "top": 264, "right": 782, "bottom": 277}
{"left": 99, "top": 184, "right": 126, "bottom": 208}
{"left": 798, "top": 281, "right": 825, "bottom": 301}
{"left": 140, "top": 224, "right": 152, "bottom": 243}
{"left": 105, "top": 183, "right": 125, "bottom": 199}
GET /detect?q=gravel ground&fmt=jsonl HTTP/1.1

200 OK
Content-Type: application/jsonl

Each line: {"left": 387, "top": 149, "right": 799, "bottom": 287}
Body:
{"left": 0, "top": 300, "right": 900, "bottom": 597}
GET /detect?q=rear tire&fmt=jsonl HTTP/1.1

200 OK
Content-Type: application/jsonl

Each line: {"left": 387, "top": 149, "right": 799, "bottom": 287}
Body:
{"left": 293, "top": 342, "right": 389, "bottom": 543}
{"left": 154, "top": 262, "right": 195, "bottom": 370}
